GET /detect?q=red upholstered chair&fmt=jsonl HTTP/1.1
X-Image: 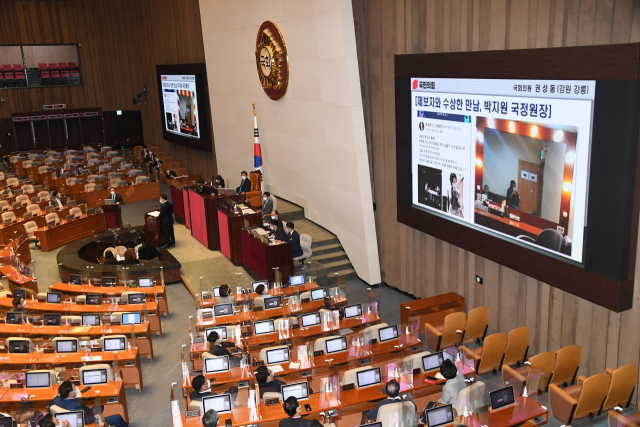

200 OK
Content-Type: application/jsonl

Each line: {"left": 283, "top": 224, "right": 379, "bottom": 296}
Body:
{"left": 40, "top": 71, "right": 51, "bottom": 86}
{"left": 70, "top": 69, "right": 80, "bottom": 84}
{"left": 13, "top": 64, "right": 26, "bottom": 87}
{"left": 51, "top": 70, "right": 62, "bottom": 85}
{"left": 68, "top": 62, "right": 78, "bottom": 70}
{"left": 4, "top": 74, "right": 15, "bottom": 88}
{"left": 58, "top": 63, "right": 68, "bottom": 70}
{"left": 61, "top": 70, "right": 70, "bottom": 83}
{"left": 47, "top": 63, "right": 58, "bottom": 71}
{"left": 0, "top": 73, "right": 5, "bottom": 88}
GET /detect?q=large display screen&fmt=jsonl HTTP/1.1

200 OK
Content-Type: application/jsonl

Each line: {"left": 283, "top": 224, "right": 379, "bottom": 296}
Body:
{"left": 160, "top": 74, "right": 200, "bottom": 139}
{"left": 411, "top": 78, "right": 595, "bottom": 263}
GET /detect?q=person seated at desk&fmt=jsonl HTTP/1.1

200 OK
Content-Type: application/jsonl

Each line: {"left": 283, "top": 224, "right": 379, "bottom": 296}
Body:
{"left": 206, "top": 331, "right": 240, "bottom": 367}
{"left": 262, "top": 191, "right": 274, "bottom": 220}
{"left": 320, "top": 296, "right": 344, "bottom": 320}
{"left": 189, "top": 374, "right": 238, "bottom": 407}
{"left": 9, "top": 296, "right": 32, "bottom": 316}
{"left": 107, "top": 187, "right": 124, "bottom": 205}
{"left": 420, "top": 359, "right": 466, "bottom": 420}
{"left": 273, "top": 210, "right": 283, "bottom": 229}
{"left": 483, "top": 184, "right": 490, "bottom": 200}
{"left": 214, "top": 175, "right": 225, "bottom": 188}
{"left": 55, "top": 166, "right": 65, "bottom": 178}
{"left": 255, "top": 284, "right": 266, "bottom": 296}
{"left": 52, "top": 380, "right": 128, "bottom": 427}
{"left": 38, "top": 413, "right": 71, "bottom": 427}
{"left": 3, "top": 185, "right": 13, "bottom": 198}
{"left": 50, "top": 191, "right": 65, "bottom": 209}
{"left": 202, "top": 409, "right": 220, "bottom": 427}
{"left": 137, "top": 242, "right": 160, "bottom": 261}
{"left": 361, "top": 379, "right": 416, "bottom": 424}
{"left": 269, "top": 219, "right": 288, "bottom": 242}
{"left": 104, "top": 251, "right": 118, "bottom": 265}
{"left": 149, "top": 156, "right": 163, "bottom": 176}
{"left": 286, "top": 222, "right": 303, "bottom": 259}
{"left": 506, "top": 180, "right": 520, "bottom": 209}
{"left": 164, "top": 169, "right": 178, "bottom": 180}
{"left": 280, "top": 396, "right": 330, "bottom": 427}
{"left": 236, "top": 171, "right": 251, "bottom": 194}
{"left": 143, "top": 150, "right": 153, "bottom": 164}
{"left": 256, "top": 365, "right": 286, "bottom": 399}
{"left": 123, "top": 251, "right": 139, "bottom": 265}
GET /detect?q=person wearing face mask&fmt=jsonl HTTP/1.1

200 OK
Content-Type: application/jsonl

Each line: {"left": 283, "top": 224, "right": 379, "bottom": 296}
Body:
{"left": 9, "top": 296, "right": 32, "bottom": 322}
{"left": 206, "top": 331, "right": 241, "bottom": 367}
{"left": 52, "top": 380, "right": 128, "bottom": 427}
{"left": 235, "top": 171, "right": 251, "bottom": 194}
{"left": 213, "top": 175, "right": 225, "bottom": 188}
{"left": 272, "top": 210, "right": 283, "bottom": 229}
{"left": 285, "top": 222, "right": 303, "bottom": 259}
{"left": 49, "top": 191, "right": 65, "bottom": 209}
{"left": 107, "top": 187, "right": 124, "bottom": 205}
{"left": 261, "top": 191, "right": 274, "bottom": 220}
{"left": 38, "top": 413, "right": 70, "bottom": 427}
{"left": 158, "top": 194, "right": 175, "bottom": 249}
{"left": 268, "top": 219, "right": 288, "bottom": 242}
{"left": 189, "top": 374, "right": 239, "bottom": 407}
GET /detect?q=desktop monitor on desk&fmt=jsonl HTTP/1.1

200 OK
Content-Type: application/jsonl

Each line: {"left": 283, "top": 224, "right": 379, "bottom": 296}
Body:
{"left": 263, "top": 296, "right": 282, "bottom": 310}
{"left": 356, "top": 367, "right": 382, "bottom": 389}
{"left": 68, "top": 274, "right": 82, "bottom": 285}
{"left": 127, "top": 293, "right": 145, "bottom": 304}
{"left": 55, "top": 339, "right": 78, "bottom": 354}
{"left": 325, "top": 336, "right": 348, "bottom": 354}
{"left": 85, "top": 294, "right": 103, "bottom": 305}
{"left": 490, "top": 386, "right": 516, "bottom": 411}
{"left": 202, "top": 394, "right": 232, "bottom": 414}
{"left": 212, "top": 287, "right": 220, "bottom": 297}
{"left": 25, "top": 371, "right": 51, "bottom": 388}
{"left": 378, "top": 325, "right": 399, "bottom": 343}
{"left": 46, "top": 292, "right": 62, "bottom": 304}
{"left": 422, "top": 352, "right": 444, "bottom": 373}
{"left": 6, "top": 313, "right": 23, "bottom": 325}
{"left": 204, "top": 355, "right": 230, "bottom": 374}
{"left": 55, "top": 411, "right": 84, "bottom": 427}
{"left": 122, "top": 312, "right": 142, "bottom": 325}
{"left": 301, "top": 312, "right": 321, "bottom": 328}
{"left": 82, "top": 314, "right": 101, "bottom": 326}
{"left": 8, "top": 340, "right": 29, "bottom": 353}
{"left": 344, "top": 304, "right": 363, "bottom": 319}
{"left": 253, "top": 319, "right": 275, "bottom": 335}
{"left": 105, "top": 199, "right": 115, "bottom": 205}
{"left": 205, "top": 326, "right": 227, "bottom": 341}
{"left": 12, "top": 288, "right": 26, "bottom": 300}
{"left": 281, "top": 381, "right": 310, "bottom": 401}
{"left": 102, "top": 277, "right": 117, "bottom": 287}
{"left": 103, "top": 337, "right": 126, "bottom": 352}
{"left": 214, "top": 303, "right": 233, "bottom": 317}
{"left": 82, "top": 368, "right": 108, "bottom": 385}
{"left": 425, "top": 404, "right": 454, "bottom": 427}
{"left": 44, "top": 313, "right": 61, "bottom": 326}
{"left": 138, "top": 277, "right": 153, "bottom": 288}
{"left": 266, "top": 347, "right": 290, "bottom": 365}
{"left": 252, "top": 280, "right": 268, "bottom": 292}
{"left": 289, "top": 275, "right": 304, "bottom": 287}
{"left": 310, "top": 288, "right": 326, "bottom": 301}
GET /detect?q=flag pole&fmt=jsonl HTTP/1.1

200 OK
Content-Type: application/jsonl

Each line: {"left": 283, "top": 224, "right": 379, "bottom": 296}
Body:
{"left": 253, "top": 102, "right": 263, "bottom": 174}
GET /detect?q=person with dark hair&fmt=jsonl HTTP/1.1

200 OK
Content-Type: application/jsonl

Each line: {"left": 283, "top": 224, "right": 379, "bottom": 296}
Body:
{"left": 159, "top": 194, "right": 175, "bottom": 249}
{"left": 218, "top": 284, "right": 231, "bottom": 297}
{"left": 285, "top": 222, "right": 303, "bottom": 259}
{"left": 104, "top": 251, "right": 118, "bottom": 265}
{"left": 269, "top": 219, "right": 288, "bottom": 242}
{"left": 50, "top": 191, "right": 65, "bottom": 209}
{"left": 483, "top": 185, "right": 490, "bottom": 199}
{"left": 149, "top": 155, "right": 163, "bottom": 176}
{"left": 261, "top": 192, "right": 274, "bottom": 220}
{"left": 202, "top": 409, "right": 220, "bottom": 427}
{"left": 506, "top": 180, "right": 519, "bottom": 209}
{"left": 236, "top": 171, "right": 251, "bottom": 194}
{"left": 206, "top": 331, "right": 240, "bottom": 367}
{"left": 38, "top": 413, "right": 70, "bottom": 427}
{"left": 189, "top": 374, "right": 238, "bottom": 407}
{"left": 255, "top": 365, "right": 286, "bottom": 399}
{"left": 361, "top": 379, "right": 416, "bottom": 424}
{"left": 214, "top": 175, "right": 225, "bottom": 188}
{"left": 254, "top": 284, "right": 266, "bottom": 296}
{"left": 449, "top": 173, "right": 462, "bottom": 217}
{"left": 280, "top": 396, "right": 325, "bottom": 427}
{"left": 108, "top": 187, "right": 124, "bottom": 205}
{"left": 52, "top": 380, "right": 128, "bottom": 427}
{"left": 9, "top": 296, "right": 32, "bottom": 321}
{"left": 164, "top": 169, "right": 178, "bottom": 180}
{"left": 420, "top": 359, "right": 466, "bottom": 420}
{"left": 319, "top": 296, "right": 344, "bottom": 320}
{"left": 272, "top": 210, "right": 283, "bottom": 229}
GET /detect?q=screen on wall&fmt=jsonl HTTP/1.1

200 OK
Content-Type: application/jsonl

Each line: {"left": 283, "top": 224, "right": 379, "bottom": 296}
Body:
{"left": 156, "top": 63, "right": 212, "bottom": 151}
{"left": 410, "top": 78, "right": 595, "bottom": 263}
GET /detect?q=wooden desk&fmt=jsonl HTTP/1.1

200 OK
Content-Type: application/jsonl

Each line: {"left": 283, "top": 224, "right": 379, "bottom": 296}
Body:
{"left": 459, "top": 396, "right": 548, "bottom": 427}
{"left": 101, "top": 203, "right": 122, "bottom": 229}
{"left": 0, "top": 204, "right": 77, "bottom": 245}
{"left": 474, "top": 208, "right": 543, "bottom": 239}
{"left": 400, "top": 292, "right": 465, "bottom": 334}
{"left": 83, "top": 181, "right": 161, "bottom": 208}
{"left": 0, "top": 265, "right": 37, "bottom": 292}
{"left": 0, "top": 236, "right": 32, "bottom": 264}
{"left": 218, "top": 206, "right": 261, "bottom": 266}
{"left": 143, "top": 210, "right": 164, "bottom": 247}
{"left": 240, "top": 228, "right": 294, "bottom": 285}
{"left": 0, "top": 322, "right": 154, "bottom": 360}
{"left": 200, "top": 282, "right": 321, "bottom": 307}
{"left": 48, "top": 282, "right": 169, "bottom": 318}
{"left": 33, "top": 212, "right": 107, "bottom": 252}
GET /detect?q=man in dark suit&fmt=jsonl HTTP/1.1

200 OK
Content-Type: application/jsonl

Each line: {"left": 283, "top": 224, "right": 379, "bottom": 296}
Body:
{"left": 107, "top": 187, "right": 124, "bottom": 204}
{"left": 255, "top": 365, "right": 287, "bottom": 399}
{"left": 280, "top": 396, "right": 326, "bottom": 427}
{"left": 159, "top": 194, "right": 175, "bottom": 248}
{"left": 52, "top": 380, "right": 128, "bottom": 427}
{"left": 149, "top": 156, "right": 163, "bottom": 175}
{"left": 361, "top": 379, "right": 416, "bottom": 424}
{"left": 286, "top": 222, "right": 303, "bottom": 259}
{"left": 202, "top": 410, "right": 220, "bottom": 427}
{"left": 206, "top": 330, "right": 240, "bottom": 367}
{"left": 189, "top": 374, "right": 238, "bottom": 407}
{"left": 50, "top": 191, "right": 65, "bottom": 209}
{"left": 236, "top": 171, "right": 251, "bottom": 194}
{"left": 272, "top": 210, "right": 283, "bottom": 229}
{"left": 269, "top": 219, "right": 288, "bottom": 242}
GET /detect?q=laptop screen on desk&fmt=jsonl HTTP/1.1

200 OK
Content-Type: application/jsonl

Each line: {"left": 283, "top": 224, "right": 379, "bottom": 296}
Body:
{"left": 205, "top": 355, "right": 230, "bottom": 373}
{"left": 47, "top": 292, "right": 61, "bottom": 304}
{"left": 212, "top": 287, "right": 220, "bottom": 297}
{"left": 301, "top": 313, "right": 321, "bottom": 328}
{"left": 102, "top": 277, "right": 117, "bottom": 287}
{"left": 266, "top": 347, "right": 290, "bottom": 365}
{"left": 205, "top": 326, "right": 227, "bottom": 341}
{"left": 55, "top": 410, "right": 84, "bottom": 427}
{"left": 128, "top": 293, "right": 145, "bottom": 304}
{"left": 12, "top": 289, "right": 26, "bottom": 300}
{"left": 356, "top": 367, "right": 381, "bottom": 388}
{"left": 263, "top": 296, "right": 282, "bottom": 310}
{"left": 6, "top": 312, "right": 23, "bottom": 325}
{"left": 282, "top": 381, "right": 310, "bottom": 401}
{"left": 426, "top": 404, "right": 454, "bottom": 427}
{"left": 253, "top": 320, "right": 275, "bottom": 335}
{"left": 289, "top": 275, "right": 304, "bottom": 286}
{"left": 9, "top": 340, "right": 29, "bottom": 353}
{"left": 82, "top": 368, "right": 108, "bottom": 385}
{"left": 26, "top": 372, "right": 51, "bottom": 388}
{"left": 44, "top": 313, "right": 61, "bottom": 326}
{"left": 378, "top": 325, "right": 399, "bottom": 342}
{"left": 86, "top": 294, "right": 102, "bottom": 305}
{"left": 422, "top": 352, "right": 444, "bottom": 372}
{"left": 203, "top": 394, "right": 232, "bottom": 414}
{"left": 344, "top": 304, "right": 362, "bottom": 319}
{"left": 214, "top": 303, "right": 233, "bottom": 317}
{"left": 325, "top": 336, "right": 348, "bottom": 354}
{"left": 68, "top": 274, "right": 82, "bottom": 285}
{"left": 490, "top": 386, "right": 515, "bottom": 410}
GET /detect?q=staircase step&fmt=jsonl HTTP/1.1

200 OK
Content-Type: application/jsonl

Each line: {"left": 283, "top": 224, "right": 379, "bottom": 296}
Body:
{"left": 279, "top": 208, "right": 305, "bottom": 222}
{"left": 311, "top": 243, "right": 343, "bottom": 256}
{"left": 324, "top": 259, "right": 353, "bottom": 274}
{"left": 312, "top": 238, "right": 339, "bottom": 248}
{"left": 328, "top": 268, "right": 357, "bottom": 284}
{"left": 311, "top": 250, "right": 348, "bottom": 264}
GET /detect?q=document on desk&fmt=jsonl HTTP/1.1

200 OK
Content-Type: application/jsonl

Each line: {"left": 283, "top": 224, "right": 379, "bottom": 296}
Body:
{"left": 289, "top": 362, "right": 300, "bottom": 370}
{"left": 241, "top": 208, "right": 255, "bottom": 215}
{"left": 254, "top": 228, "right": 269, "bottom": 236}
{"left": 147, "top": 211, "right": 160, "bottom": 218}
{"left": 269, "top": 364, "right": 285, "bottom": 373}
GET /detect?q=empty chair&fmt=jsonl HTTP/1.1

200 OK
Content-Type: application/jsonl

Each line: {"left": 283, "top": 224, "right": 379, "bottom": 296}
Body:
{"left": 162, "top": 156, "right": 172, "bottom": 165}
{"left": 38, "top": 191, "right": 50, "bottom": 200}
{"left": 170, "top": 162, "right": 180, "bottom": 170}
{"left": 68, "top": 62, "right": 78, "bottom": 71}
{"left": 293, "top": 234, "right": 312, "bottom": 265}
{"left": 69, "top": 207, "right": 82, "bottom": 219}
{"left": 502, "top": 351, "right": 555, "bottom": 394}
{"left": 0, "top": 201, "right": 9, "bottom": 211}
{"left": 424, "top": 311, "right": 466, "bottom": 351}
{"left": 178, "top": 168, "right": 188, "bottom": 176}
{"left": 45, "top": 212, "right": 60, "bottom": 226}
{"left": 376, "top": 401, "right": 418, "bottom": 427}
{"left": 461, "top": 332, "right": 506, "bottom": 375}
{"left": 3, "top": 211, "right": 17, "bottom": 223}
{"left": 24, "top": 221, "right": 39, "bottom": 248}
{"left": 84, "top": 183, "right": 97, "bottom": 192}
{"left": 38, "top": 166, "right": 49, "bottom": 173}
{"left": 600, "top": 364, "right": 638, "bottom": 413}
{"left": 462, "top": 307, "right": 489, "bottom": 344}
{"left": 135, "top": 175, "right": 149, "bottom": 184}
{"left": 65, "top": 178, "right": 75, "bottom": 186}
{"left": 15, "top": 195, "right": 29, "bottom": 206}
{"left": 502, "top": 326, "right": 530, "bottom": 367}
{"left": 550, "top": 345, "right": 582, "bottom": 387}
{"left": 517, "top": 228, "right": 564, "bottom": 252}
{"left": 21, "top": 184, "right": 34, "bottom": 194}
{"left": 22, "top": 160, "right": 33, "bottom": 168}
{"left": 6, "top": 177, "right": 18, "bottom": 187}
{"left": 26, "top": 205, "right": 41, "bottom": 216}
{"left": 549, "top": 372, "right": 610, "bottom": 424}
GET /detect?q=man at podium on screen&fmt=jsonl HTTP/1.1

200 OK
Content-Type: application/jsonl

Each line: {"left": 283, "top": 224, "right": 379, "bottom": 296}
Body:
{"left": 159, "top": 194, "right": 175, "bottom": 249}
{"left": 108, "top": 187, "right": 124, "bottom": 205}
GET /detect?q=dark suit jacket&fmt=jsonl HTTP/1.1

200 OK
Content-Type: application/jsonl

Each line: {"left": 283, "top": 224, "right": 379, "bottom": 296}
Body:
{"left": 215, "top": 179, "right": 225, "bottom": 188}
{"left": 258, "top": 379, "right": 286, "bottom": 399}
{"left": 50, "top": 198, "right": 65, "bottom": 208}
{"left": 236, "top": 178, "right": 251, "bottom": 194}
{"left": 279, "top": 418, "right": 323, "bottom": 427}
{"left": 269, "top": 226, "right": 288, "bottom": 242}
{"left": 289, "top": 230, "right": 303, "bottom": 258}
{"left": 108, "top": 193, "right": 124, "bottom": 204}
{"left": 274, "top": 217, "right": 283, "bottom": 229}
{"left": 159, "top": 201, "right": 174, "bottom": 224}
{"left": 52, "top": 395, "right": 96, "bottom": 424}
{"left": 208, "top": 343, "right": 234, "bottom": 358}
{"left": 143, "top": 154, "right": 152, "bottom": 163}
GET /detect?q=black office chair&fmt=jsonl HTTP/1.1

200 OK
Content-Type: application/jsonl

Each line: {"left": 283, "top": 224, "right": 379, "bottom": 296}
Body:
{"left": 517, "top": 228, "right": 563, "bottom": 252}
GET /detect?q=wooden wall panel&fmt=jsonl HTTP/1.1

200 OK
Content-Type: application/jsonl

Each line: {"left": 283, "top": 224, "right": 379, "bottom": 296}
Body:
{"left": 0, "top": 0, "right": 217, "bottom": 180}
{"left": 353, "top": 0, "right": 640, "bottom": 403}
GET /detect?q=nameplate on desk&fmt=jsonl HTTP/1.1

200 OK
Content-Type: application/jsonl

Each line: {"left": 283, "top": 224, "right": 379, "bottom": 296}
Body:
{"left": 111, "top": 322, "right": 120, "bottom": 326}
{"left": 70, "top": 323, "right": 80, "bottom": 326}
{"left": 413, "top": 368, "right": 421, "bottom": 374}
{"left": 10, "top": 382, "right": 22, "bottom": 389}
{"left": 117, "top": 301, "right": 127, "bottom": 305}
{"left": 185, "top": 410, "right": 200, "bottom": 418}
{"left": 192, "top": 337, "right": 205, "bottom": 344}
{"left": 265, "top": 398, "right": 280, "bottom": 406}
{"left": 202, "top": 294, "right": 212, "bottom": 300}
{"left": 252, "top": 361, "right": 264, "bottom": 367}
{"left": 242, "top": 332, "right": 251, "bottom": 337}
{"left": 190, "top": 370, "right": 202, "bottom": 376}
{"left": 33, "top": 321, "right": 42, "bottom": 326}
{"left": 342, "top": 384, "right": 355, "bottom": 391}
{"left": 358, "top": 358, "right": 370, "bottom": 366}
{"left": 241, "top": 321, "right": 251, "bottom": 327}
{"left": 202, "top": 313, "right": 213, "bottom": 319}
{"left": 253, "top": 307, "right": 263, "bottom": 312}
{"left": 300, "top": 370, "right": 311, "bottom": 378}
{"left": 43, "top": 349, "right": 55, "bottom": 353}
{"left": 91, "top": 348, "right": 101, "bottom": 352}
{"left": 313, "top": 350, "right": 324, "bottom": 356}
{"left": 301, "top": 298, "right": 310, "bottom": 303}
{"left": 242, "top": 289, "right": 251, "bottom": 294}
{"left": 292, "top": 324, "right": 300, "bottom": 329}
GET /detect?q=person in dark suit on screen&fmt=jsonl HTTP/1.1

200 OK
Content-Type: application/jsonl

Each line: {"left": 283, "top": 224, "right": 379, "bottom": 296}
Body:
{"left": 286, "top": 222, "right": 303, "bottom": 259}
{"left": 159, "top": 194, "right": 175, "bottom": 248}
{"left": 107, "top": 187, "right": 124, "bottom": 205}
{"left": 236, "top": 171, "right": 251, "bottom": 194}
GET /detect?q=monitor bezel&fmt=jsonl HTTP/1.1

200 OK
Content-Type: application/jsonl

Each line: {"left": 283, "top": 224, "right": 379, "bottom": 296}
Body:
{"left": 213, "top": 303, "right": 234, "bottom": 317}
{"left": 325, "top": 336, "right": 348, "bottom": 355}
{"left": 138, "top": 277, "right": 154, "bottom": 288}
{"left": 121, "top": 312, "right": 142, "bottom": 325}
{"left": 343, "top": 303, "right": 363, "bottom": 319}
{"left": 204, "top": 355, "right": 231, "bottom": 374}
{"left": 263, "top": 296, "right": 282, "bottom": 310}
{"left": 490, "top": 385, "right": 516, "bottom": 411}
{"left": 25, "top": 371, "right": 52, "bottom": 389}
{"left": 82, "top": 368, "right": 108, "bottom": 386}
{"left": 266, "top": 347, "right": 290, "bottom": 365}
{"left": 46, "top": 292, "right": 62, "bottom": 304}
{"left": 425, "top": 404, "right": 455, "bottom": 427}
{"left": 55, "top": 339, "right": 78, "bottom": 354}
{"left": 289, "top": 275, "right": 305, "bottom": 286}
{"left": 422, "top": 352, "right": 444, "bottom": 373}
{"left": 378, "top": 325, "right": 399, "bottom": 343}
{"left": 301, "top": 312, "right": 321, "bottom": 328}
{"left": 253, "top": 319, "right": 275, "bottom": 336}
{"left": 281, "top": 381, "right": 310, "bottom": 401}
{"left": 202, "top": 393, "right": 232, "bottom": 414}
{"left": 356, "top": 367, "right": 382, "bottom": 388}
{"left": 103, "top": 337, "right": 126, "bottom": 352}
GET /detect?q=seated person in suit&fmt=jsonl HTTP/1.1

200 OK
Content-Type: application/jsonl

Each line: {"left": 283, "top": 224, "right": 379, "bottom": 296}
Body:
{"left": 214, "top": 175, "right": 225, "bottom": 188}
{"left": 255, "top": 284, "right": 266, "bottom": 296}
{"left": 103, "top": 251, "right": 118, "bottom": 265}
{"left": 189, "top": 374, "right": 238, "bottom": 408}
{"left": 149, "top": 156, "right": 163, "bottom": 175}
{"left": 55, "top": 166, "right": 65, "bottom": 178}
{"left": 506, "top": 180, "right": 519, "bottom": 209}
{"left": 280, "top": 396, "right": 329, "bottom": 427}
{"left": 207, "top": 331, "right": 241, "bottom": 367}
{"left": 9, "top": 296, "right": 32, "bottom": 318}
{"left": 164, "top": 169, "right": 178, "bottom": 180}
{"left": 286, "top": 222, "right": 303, "bottom": 259}
{"left": 272, "top": 210, "right": 283, "bottom": 229}
{"left": 52, "top": 380, "right": 128, "bottom": 427}
{"left": 261, "top": 191, "right": 274, "bottom": 220}
{"left": 483, "top": 184, "right": 490, "bottom": 200}
{"left": 268, "top": 219, "right": 288, "bottom": 242}
{"left": 420, "top": 359, "right": 466, "bottom": 419}
{"left": 235, "top": 171, "right": 251, "bottom": 194}
{"left": 143, "top": 150, "right": 153, "bottom": 164}
{"left": 202, "top": 409, "right": 220, "bottom": 427}
{"left": 362, "top": 379, "right": 416, "bottom": 424}
{"left": 50, "top": 191, "right": 65, "bottom": 209}
{"left": 123, "top": 251, "right": 139, "bottom": 265}
{"left": 256, "top": 365, "right": 286, "bottom": 399}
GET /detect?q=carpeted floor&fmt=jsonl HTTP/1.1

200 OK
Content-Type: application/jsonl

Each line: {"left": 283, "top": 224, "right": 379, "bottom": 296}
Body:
{"left": 25, "top": 183, "right": 634, "bottom": 426}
